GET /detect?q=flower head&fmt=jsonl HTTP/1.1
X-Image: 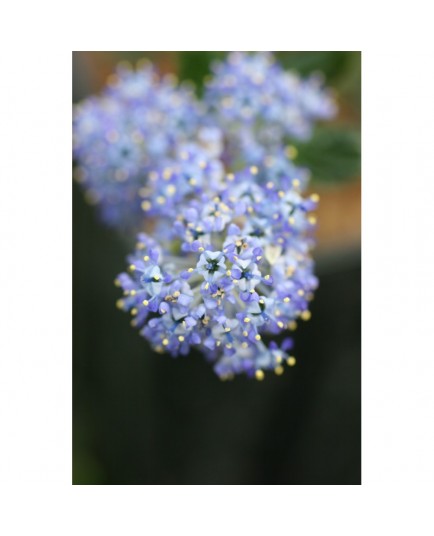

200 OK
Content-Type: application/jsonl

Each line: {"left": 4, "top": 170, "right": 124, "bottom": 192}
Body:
{"left": 116, "top": 161, "right": 319, "bottom": 379}
{"left": 73, "top": 52, "right": 338, "bottom": 379}
{"left": 205, "top": 51, "right": 337, "bottom": 163}
{"left": 73, "top": 62, "right": 201, "bottom": 228}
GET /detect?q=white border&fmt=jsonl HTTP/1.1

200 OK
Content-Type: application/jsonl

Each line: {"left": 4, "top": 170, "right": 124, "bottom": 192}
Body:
{"left": 1, "top": 1, "right": 434, "bottom": 534}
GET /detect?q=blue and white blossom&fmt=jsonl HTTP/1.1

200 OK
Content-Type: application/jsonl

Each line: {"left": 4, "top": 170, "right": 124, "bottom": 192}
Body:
{"left": 204, "top": 51, "right": 337, "bottom": 162}
{"left": 73, "top": 61, "right": 202, "bottom": 228}
{"left": 73, "top": 52, "right": 337, "bottom": 379}
{"left": 116, "top": 164, "right": 320, "bottom": 380}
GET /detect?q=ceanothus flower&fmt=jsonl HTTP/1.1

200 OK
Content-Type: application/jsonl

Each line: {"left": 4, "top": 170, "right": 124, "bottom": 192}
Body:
{"left": 116, "top": 161, "right": 320, "bottom": 380}
{"left": 230, "top": 257, "right": 262, "bottom": 292}
{"left": 73, "top": 52, "right": 338, "bottom": 379}
{"left": 73, "top": 60, "right": 202, "bottom": 228}
{"left": 196, "top": 251, "right": 227, "bottom": 282}
{"left": 204, "top": 51, "right": 337, "bottom": 164}
{"left": 138, "top": 135, "right": 225, "bottom": 220}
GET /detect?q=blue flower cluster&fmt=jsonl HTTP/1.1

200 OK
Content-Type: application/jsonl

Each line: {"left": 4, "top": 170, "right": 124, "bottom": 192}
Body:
{"left": 204, "top": 51, "right": 336, "bottom": 163}
{"left": 74, "top": 52, "right": 337, "bottom": 379}
{"left": 116, "top": 162, "right": 320, "bottom": 380}
{"left": 73, "top": 60, "right": 201, "bottom": 227}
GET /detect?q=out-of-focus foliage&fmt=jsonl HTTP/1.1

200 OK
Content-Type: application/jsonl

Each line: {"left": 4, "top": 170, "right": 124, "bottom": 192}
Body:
{"left": 296, "top": 126, "right": 361, "bottom": 183}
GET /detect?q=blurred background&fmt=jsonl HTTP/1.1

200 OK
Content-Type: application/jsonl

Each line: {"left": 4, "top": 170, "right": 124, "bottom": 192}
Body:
{"left": 73, "top": 51, "right": 361, "bottom": 484}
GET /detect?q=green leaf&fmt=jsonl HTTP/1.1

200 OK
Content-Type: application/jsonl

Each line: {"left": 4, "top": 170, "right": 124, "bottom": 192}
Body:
{"left": 178, "top": 51, "right": 226, "bottom": 95}
{"left": 295, "top": 125, "right": 361, "bottom": 184}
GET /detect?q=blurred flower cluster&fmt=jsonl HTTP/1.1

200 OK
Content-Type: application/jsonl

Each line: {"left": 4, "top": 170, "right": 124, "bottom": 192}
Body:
{"left": 73, "top": 59, "right": 200, "bottom": 227}
{"left": 73, "top": 52, "right": 337, "bottom": 380}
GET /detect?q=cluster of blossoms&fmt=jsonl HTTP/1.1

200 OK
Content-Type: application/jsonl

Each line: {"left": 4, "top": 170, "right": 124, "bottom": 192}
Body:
{"left": 204, "top": 51, "right": 336, "bottom": 164}
{"left": 73, "top": 60, "right": 201, "bottom": 227}
{"left": 116, "top": 163, "right": 319, "bottom": 379}
{"left": 74, "top": 52, "right": 337, "bottom": 380}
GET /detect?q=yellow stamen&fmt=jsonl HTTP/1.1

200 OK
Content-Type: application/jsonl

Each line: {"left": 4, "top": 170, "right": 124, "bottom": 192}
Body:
{"left": 255, "top": 370, "right": 265, "bottom": 381}
{"left": 285, "top": 145, "right": 298, "bottom": 159}
{"left": 300, "top": 310, "right": 311, "bottom": 321}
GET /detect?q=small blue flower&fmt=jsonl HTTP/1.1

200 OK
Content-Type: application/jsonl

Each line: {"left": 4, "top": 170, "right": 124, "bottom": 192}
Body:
{"left": 140, "top": 265, "right": 163, "bottom": 295}
{"left": 230, "top": 258, "right": 262, "bottom": 292}
{"left": 196, "top": 251, "right": 227, "bottom": 283}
